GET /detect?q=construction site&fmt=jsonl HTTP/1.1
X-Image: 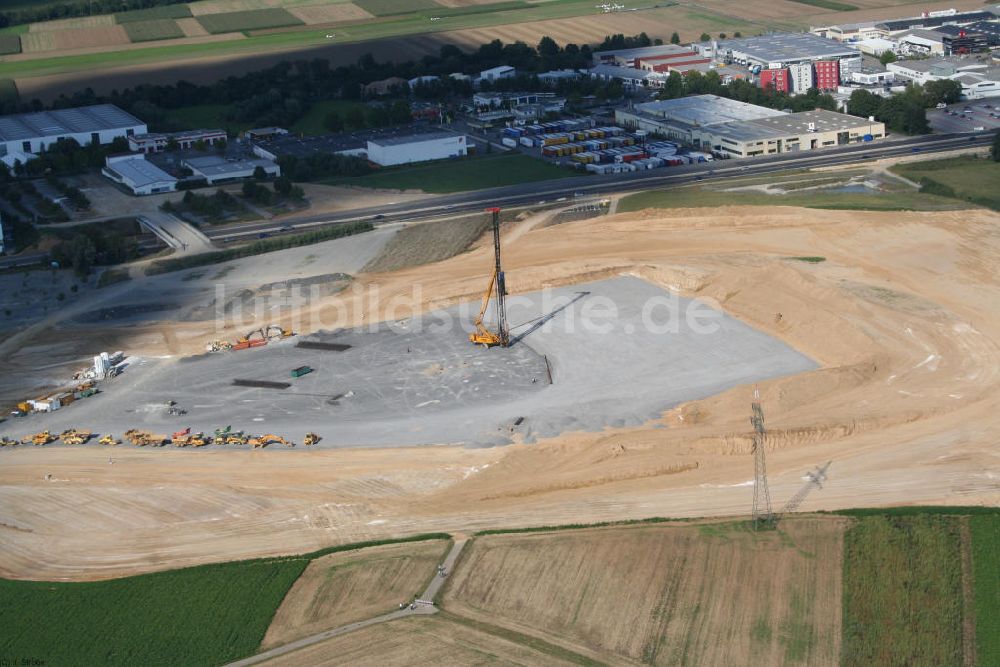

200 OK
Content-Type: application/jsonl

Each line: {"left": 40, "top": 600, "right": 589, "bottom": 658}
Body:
{"left": 0, "top": 182, "right": 997, "bottom": 581}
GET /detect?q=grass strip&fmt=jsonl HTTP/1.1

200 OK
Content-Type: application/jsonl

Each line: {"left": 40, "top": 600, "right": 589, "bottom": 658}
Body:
{"left": 439, "top": 610, "right": 605, "bottom": 666}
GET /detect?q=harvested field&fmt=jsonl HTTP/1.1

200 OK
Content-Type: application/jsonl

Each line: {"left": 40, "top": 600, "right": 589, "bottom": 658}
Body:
{"left": 288, "top": 3, "right": 375, "bottom": 24}
{"left": 176, "top": 16, "right": 210, "bottom": 36}
{"left": 44, "top": 25, "right": 132, "bottom": 51}
{"left": 842, "top": 515, "right": 964, "bottom": 667}
{"left": 17, "top": 30, "right": 55, "bottom": 52}
{"left": 444, "top": 519, "right": 845, "bottom": 665}
{"left": 122, "top": 18, "right": 185, "bottom": 42}
{"left": 196, "top": 7, "right": 304, "bottom": 33}
{"left": 27, "top": 14, "right": 115, "bottom": 31}
{"left": 362, "top": 215, "right": 491, "bottom": 274}
{"left": 189, "top": 0, "right": 346, "bottom": 15}
{"left": 262, "top": 539, "right": 449, "bottom": 648}
{"left": 355, "top": 0, "right": 441, "bottom": 16}
{"left": 437, "top": 0, "right": 513, "bottom": 6}
{"left": 259, "top": 615, "right": 579, "bottom": 666}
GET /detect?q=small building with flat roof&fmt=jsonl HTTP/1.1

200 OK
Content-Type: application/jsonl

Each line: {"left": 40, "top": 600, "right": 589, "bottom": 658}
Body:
{"left": 102, "top": 154, "right": 177, "bottom": 196}
{"left": 253, "top": 125, "right": 467, "bottom": 166}
{"left": 183, "top": 155, "right": 280, "bottom": 184}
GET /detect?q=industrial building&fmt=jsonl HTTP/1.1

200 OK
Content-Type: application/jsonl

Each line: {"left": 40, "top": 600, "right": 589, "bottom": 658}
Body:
{"left": 183, "top": 155, "right": 280, "bottom": 184}
{"left": 694, "top": 33, "right": 860, "bottom": 69}
{"left": 814, "top": 8, "right": 1000, "bottom": 39}
{"left": 102, "top": 154, "right": 177, "bottom": 196}
{"left": 887, "top": 57, "right": 1000, "bottom": 97}
{"left": 588, "top": 64, "right": 666, "bottom": 89}
{"left": 615, "top": 95, "right": 884, "bottom": 157}
{"left": 0, "top": 104, "right": 146, "bottom": 158}
{"left": 593, "top": 44, "right": 695, "bottom": 67}
{"left": 253, "top": 125, "right": 467, "bottom": 166}
{"left": 128, "top": 129, "right": 227, "bottom": 154}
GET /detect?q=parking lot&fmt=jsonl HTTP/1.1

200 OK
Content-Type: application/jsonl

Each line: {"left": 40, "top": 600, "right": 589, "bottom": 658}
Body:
{"left": 928, "top": 100, "right": 1000, "bottom": 133}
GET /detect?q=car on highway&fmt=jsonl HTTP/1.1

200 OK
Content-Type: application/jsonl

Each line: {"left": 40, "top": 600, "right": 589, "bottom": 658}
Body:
{"left": 372, "top": 214, "right": 385, "bottom": 220}
{"left": 279, "top": 225, "right": 293, "bottom": 232}
{"left": 257, "top": 232, "right": 270, "bottom": 239}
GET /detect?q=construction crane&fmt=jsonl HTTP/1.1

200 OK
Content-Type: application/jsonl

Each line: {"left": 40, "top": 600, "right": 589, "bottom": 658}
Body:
{"left": 470, "top": 207, "right": 509, "bottom": 348}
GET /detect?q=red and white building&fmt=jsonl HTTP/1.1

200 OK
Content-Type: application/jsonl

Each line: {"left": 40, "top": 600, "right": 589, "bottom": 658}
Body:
{"left": 760, "top": 68, "right": 791, "bottom": 93}
{"left": 814, "top": 60, "right": 841, "bottom": 91}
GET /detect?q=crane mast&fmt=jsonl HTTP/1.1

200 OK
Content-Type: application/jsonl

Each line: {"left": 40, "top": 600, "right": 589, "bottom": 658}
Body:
{"left": 470, "top": 207, "right": 509, "bottom": 347}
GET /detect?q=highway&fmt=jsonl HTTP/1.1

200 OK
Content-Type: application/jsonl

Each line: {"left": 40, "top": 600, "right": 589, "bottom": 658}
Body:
{"left": 204, "top": 130, "right": 994, "bottom": 242}
{"left": 1, "top": 131, "right": 991, "bottom": 270}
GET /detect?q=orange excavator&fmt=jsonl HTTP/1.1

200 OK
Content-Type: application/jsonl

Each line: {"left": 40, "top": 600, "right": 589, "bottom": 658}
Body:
{"left": 470, "top": 208, "right": 509, "bottom": 348}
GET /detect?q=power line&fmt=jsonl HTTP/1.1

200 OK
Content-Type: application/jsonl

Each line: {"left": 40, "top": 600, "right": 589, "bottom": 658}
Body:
{"left": 750, "top": 385, "right": 774, "bottom": 528}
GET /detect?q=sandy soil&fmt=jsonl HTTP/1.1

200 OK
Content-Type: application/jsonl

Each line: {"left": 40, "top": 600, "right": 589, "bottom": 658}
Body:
{"left": 262, "top": 539, "right": 449, "bottom": 648}
{"left": 259, "top": 615, "right": 578, "bottom": 666}
{"left": 444, "top": 519, "right": 844, "bottom": 665}
{"left": 1, "top": 204, "right": 999, "bottom": 580}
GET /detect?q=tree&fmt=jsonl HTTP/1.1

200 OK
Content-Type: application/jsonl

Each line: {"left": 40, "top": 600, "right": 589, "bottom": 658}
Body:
{"left": 699, "top": 32, "right": 710, "bottom": 42}
{"left": 669, "top": 32, "right": 680, "bottom": 45}
{"left": 242, "top": 180, "right": 257, "bottom": 199}
{"left": 345, "top": 106, "right": 366, "bottom": 130}
{"left": 273, "top": 176, "right": 293, "bottom": 197}
{"left": 734, "top": 31, "right": 742, "bottom": 38}
{"left": 323, "top": 111, "right": 344, "bottom": 133}
{"left": 847, "top": 89, "right": 882, "bottom": 119}
{"left": 923, "top": 79, "right": 962, "bottom": 107}
{"left": 252, "top": 165, "right": 268, "bottom": 181}
{"left": 992, "top": 131, "right": 1000, "bottom": 162}
{"left": 879, "top": 50, "right": 897, "bottom": 65}
{"left": 719, "top": 33, "right": 726, "bottom": 39}
{"left": 69, "top": 234, "right": 95, "bottom": 278}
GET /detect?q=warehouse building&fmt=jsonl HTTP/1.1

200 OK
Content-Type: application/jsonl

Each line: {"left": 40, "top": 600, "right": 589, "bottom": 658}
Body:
{"left": 694, "top": 33, "right": 860, "bottom": 69}
{"left": 589, "top": 64, "right": 667, "bottom": 89}
{"left": 615, "top": 95, "right": 884, "bottom": 157}
{"left": 0, "top": 104, "right": 146, "bottom": 158}
{"left": 128, "top": 129, "right": 227, "bottom": 154}
{"left": 183, "top": 155, "right": 280, "bottom": 184}
{"left": 593, "top": 44, "right": 695, "bottom": 67}
{"left": 102, "top": 154, "right": 177, "bottom": 196}
{"left": 253, "top": 126, "right": 467, "bottom": 166}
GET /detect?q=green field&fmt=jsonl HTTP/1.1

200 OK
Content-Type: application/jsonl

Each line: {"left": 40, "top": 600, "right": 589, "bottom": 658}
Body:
{"left": 970, "top": 515, "right": 1000, "bottom": 665}
{"left": 0, "top": 557, "right": 308, "bottom": 665}
{"left": 289, "top": 99, "right": 370, "bottom": 136}
{"left": 115, "top": 4, "right": 192, "bottom": 23}
{"left": 355, "top": 0, "right": 442, "bottom": 17}
{"left": 196, "top": 7, "right": 304, "bottom": 34}
{"left": 0, "top": 34, "right": 20, "bottom": 55}
{"left": 122, "top": 18, "right": 184, "bottom": 42}
{"left": 329, "top": 153, "right": 575, "bottom": 193}
{"left": 0, "top": 0, "right": 603, "bottom": 79}
{"left": 891, "top": 156, "right": 1000, "bottom": 211}
{"left": 842, "top": 514, "right": 964, "bottom": 667}
{"left": 618, "top": 181, "right": 965, "bottom": 212}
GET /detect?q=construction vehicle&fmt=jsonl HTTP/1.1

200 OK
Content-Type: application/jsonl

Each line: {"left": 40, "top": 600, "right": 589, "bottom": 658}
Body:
{"left": 0, "top": 437, "right": 18, "bottom": 447}
{"left": 124, "top": 429, "right": 168, "bottom": 447}
{"left": 22, "top": 431, "right": 54, "bottom": 446}
{"left": 266, "top": 325, "right": 295, "bottom": 340}
{"left": 188, "top": 433, "right": 208, "bottom": 447}
{"left": 225, "top": 432, "right": 248, "bottom": 446}
{"left": 60, "top": 429, "right": 92, "bottom": 445}
{"left": 98, "top": 435, "right": 120, "bottom": 446}
{"left": 304, "top": 432, "right": 320, "bottom": 446}
{"left": 469, "top": 208, "right": 510, "bottom": 348}
{"left": 206, "top": 340, "right": 233, "bottom": 352}
{"left": 173, "top": 427, "right": 191, "bottom": 439}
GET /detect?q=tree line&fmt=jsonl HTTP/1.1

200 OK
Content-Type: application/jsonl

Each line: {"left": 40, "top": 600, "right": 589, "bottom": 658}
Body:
{"left": 0, "top": 0, "right": 187, "bottom": 28}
